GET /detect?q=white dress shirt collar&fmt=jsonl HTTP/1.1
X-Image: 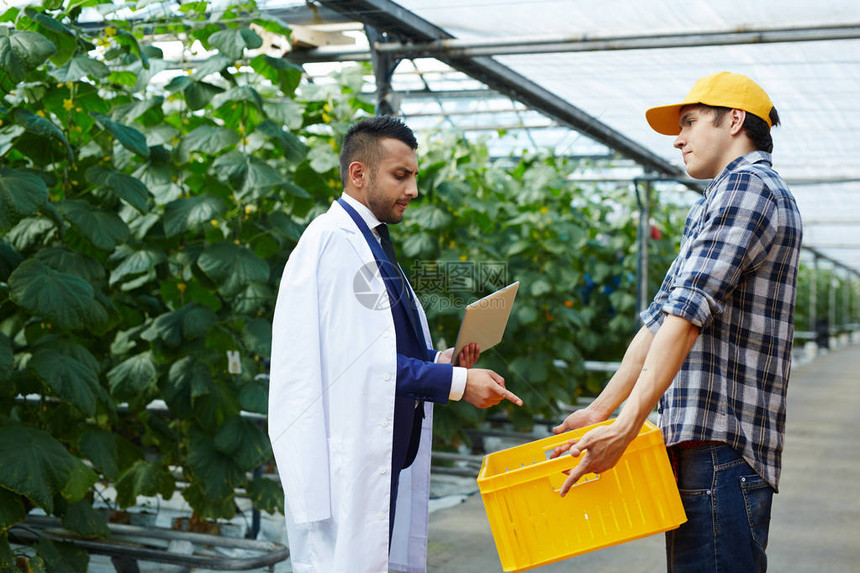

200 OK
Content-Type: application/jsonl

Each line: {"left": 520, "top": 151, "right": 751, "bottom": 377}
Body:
{"left": 340, "top": 192, "right": 382, "bottom": 236}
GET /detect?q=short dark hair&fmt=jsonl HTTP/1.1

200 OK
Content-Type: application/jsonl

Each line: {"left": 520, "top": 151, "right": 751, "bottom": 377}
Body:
{"left": 707, "top": 105, "right": 780, "bottom": 153}
{"left": 340, "top": 116, "right": 418, "bottom": 187}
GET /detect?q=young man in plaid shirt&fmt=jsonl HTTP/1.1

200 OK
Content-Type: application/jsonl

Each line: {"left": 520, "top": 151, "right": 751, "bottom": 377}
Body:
{"left": 553, "top": 72, "right": 802, "bottom": 572}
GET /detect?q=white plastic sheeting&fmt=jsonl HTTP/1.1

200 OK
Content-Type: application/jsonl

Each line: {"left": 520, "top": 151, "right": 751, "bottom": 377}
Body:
{"left": 382, "top": 0, "right": 860, "bottom": 272}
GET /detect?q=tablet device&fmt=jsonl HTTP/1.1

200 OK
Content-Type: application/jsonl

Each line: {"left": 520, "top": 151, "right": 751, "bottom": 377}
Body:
{"left": 452, "top": 281, "right": 519, "bottom": 365}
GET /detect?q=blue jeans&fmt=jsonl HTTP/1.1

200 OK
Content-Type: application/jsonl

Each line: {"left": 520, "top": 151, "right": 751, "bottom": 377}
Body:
{"left": 665, "top": 443, "right": 774, "bottom": 572}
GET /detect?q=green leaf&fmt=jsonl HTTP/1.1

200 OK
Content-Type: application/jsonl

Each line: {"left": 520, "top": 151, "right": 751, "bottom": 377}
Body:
{"left": 115, "top": 96, "right": 164, "bottom": 124}
{"left": 530, "top": 278, "right": 552, "bottom": 297}
{"left": 185, "top": 79, "right": 225, "bottom": 110}
{"left": 241, "top": 157, "right": 283, "bottom": 200}
{"left": 5, "top": 216, "right": 55, "bottom": 251}
{"left": 0, "top": 534, "right": 12, "bottom": 572}
{"left": 0, "top": 167, "right": 49, "bottom": 232}
{"left": 242, "top": 317, "right": 271, "bottom": 356}
{"left": 57, "top": 199, "right": 130, "bottom": 250}
{"left": 91, "top": 112, "right": 150, "bottom": 158}
{"left": 8, "top": 259, "right": 95, "bottom": 331}
{"left": 197, "top": 242, "right": 270, "bottom": 296}
{"left": 247, "top": 477, "right": 283, "bottom": 514}
{"left": 163, "top": 356, "right": 212, "bottom": 416}
{"left": 417, "top": 205, "right": 453, "bottom": 230}
{"left": 211, "top": 85, "right": 263, "bottom": 112}
{"left": 0, "top": 242, "right": 23, "bottom": 282}
{"left": 0, "top": 421, "right": 98, "bottom": 513}
{"left": 62, "top": 499, "right": 110, "bottom": 538}
{"left": 0, "top": 334, "right": 12, "bottom": 381}
{"left": 109, "top": 247, "right": 166, "bottom": 286}
{"left": 142, "top": 304, "right": 218, "bottom": 348}
{"left": 252, "top": 14, "right": 292, "bottom": 39}
{"left": 181, "top": 482, "right": 235, "bottom": 520}
{"left": 107, "top": 351, "right": 158, "bottom": 401}
{"left": 256, "top": 119, "right": 308, "bottom": 164}
{"left": 34, "top": 537, "right": 89, "bottom": 573}
{"left": 35, "top": 247, "right": 105, "bottom": 283}
{"left": 192, "top": 380, "right": 239, "bottom": 431}
{"left": 114, "top": 28, "right": 149, "bottom": 69}
{"left": 262, "top": 98, "right": 304, "bottom": 130}
{"left": 29, "top": 349, "right": 102, "bottom": 416}
{"left": 86, "top": 165, "right": 152, "bottom": 213}
{"left": 50, "top": 55, "right": 110, "bottom": 82}
{"left": 234, "top": 282, "right": 272, "bottom": 315}
{"left": 0, "top": 487, "right": 26, "bottom": 530}
{"left": 269, "top": 211, "right": 304, "bottom": 241}
{"left": 307, "top": 143, "right": 339, "bottom": 174}
{"left": 0, "top": 30, "right": 56, "bottom": 81}
{"left": 214, "top": 415, "right": 271, "bottom": 471}
{"left": 249, "top": 54, "right": 301, "bottom": 96}
{"left": 212, "top": 151, "right": 284, "bottom": 200}
{"left": 193, "top": 53, "right": 231, "bottom": 80}
{"left": 0, "top": 8, "right": 19, "bottom": 23}
{"left": 79, "top": 428, "right": 119, "bottom": 480}
{"left": 24, "top": 7, "right": 72, "bottom": 37}
{"left": 238, "top": 382, "right": 267, "bottom": 414}
{"left": 115, "top": 460, "right": 175, "bottom": 509}
{"left": 187, "top": 429, "right": 243, "bottom": 500}
{"left": 178, "top": 125, "right": 240, "bottom": 161}
{"left": 401, "top": 232, "right": 436, "bottom": 258}
{"left": 11, "top": 107, "right": 71, "bottom": 150}
{"left": 208, "top": 27, "right": 262, "bottom": 60}
{"left": 163, "top": 194, "right": 226, "bottom": 237}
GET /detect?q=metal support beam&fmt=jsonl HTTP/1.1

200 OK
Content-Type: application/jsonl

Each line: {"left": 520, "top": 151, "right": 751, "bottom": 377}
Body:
{"left": 310, "top": 0, "right": 689, "bottom": 181}
{"left": 373, "top": 24, "right": 860, "bottom": 59}
{"left": 810, "top": 255, "right": 818, "bottom": 337}
{"left": 366, "top": 25, "right": 401, "bottom": 116}
{"left": 290, "top": 24, "right": 860, "bottom": 60}
{"left": 635, "top": 179, "right": 652, "bottom": 322}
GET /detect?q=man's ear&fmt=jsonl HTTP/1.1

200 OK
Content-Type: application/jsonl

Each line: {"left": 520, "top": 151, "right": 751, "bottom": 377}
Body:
{"left": 347, "top": 161, "right": 366, "bottom": 188}
{"left": 729, "top": 109, "right": 746, "bottom": 135}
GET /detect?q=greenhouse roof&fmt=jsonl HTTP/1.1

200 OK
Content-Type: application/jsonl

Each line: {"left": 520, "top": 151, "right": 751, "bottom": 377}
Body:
{"left": 272, "top": 0, "right": 860, "bottom": 275}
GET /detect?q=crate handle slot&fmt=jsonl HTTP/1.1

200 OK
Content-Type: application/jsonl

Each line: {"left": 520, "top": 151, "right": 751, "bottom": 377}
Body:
{"left": 551, "top": 473, "right": 600, "bottom": 493}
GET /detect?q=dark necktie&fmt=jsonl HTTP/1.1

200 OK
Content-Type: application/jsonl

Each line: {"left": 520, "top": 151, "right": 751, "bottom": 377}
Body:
{"left": 376, "top": 223, "right": 399, "bottom": 267}
{"left": 377, "top": 224, "right": 426, "bottom": 422}
{"left": 376, "top": 223, "right": 421, "bottom": 332}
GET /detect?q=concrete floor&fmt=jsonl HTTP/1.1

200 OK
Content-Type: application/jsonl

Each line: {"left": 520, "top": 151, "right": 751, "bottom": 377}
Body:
{"left": 426, "top": 343, "right": 860, "bottom": 572}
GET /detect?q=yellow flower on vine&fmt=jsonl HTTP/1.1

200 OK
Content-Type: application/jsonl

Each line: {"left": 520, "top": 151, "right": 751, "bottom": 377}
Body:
{"left": 105, "top": 26, "right": 117, "bottom": 37}
{"left": 177, "top": 283, "right": 187, "bottom": 294}
{"left": 63, "top": 99, "right": 74, "bottom": 111}
{"left": 36, "top": 110, "right": 46, "bottom": 118}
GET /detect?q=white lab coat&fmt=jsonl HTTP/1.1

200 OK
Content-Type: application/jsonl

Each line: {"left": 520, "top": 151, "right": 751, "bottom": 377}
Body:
{"left": 268, "top": 201, "right": 435, "bottom": 573}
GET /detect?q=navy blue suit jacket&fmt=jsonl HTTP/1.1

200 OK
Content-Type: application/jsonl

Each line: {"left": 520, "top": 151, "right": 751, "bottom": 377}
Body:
{"left": 335, "top": 199, "right": 453, "bottom": 473}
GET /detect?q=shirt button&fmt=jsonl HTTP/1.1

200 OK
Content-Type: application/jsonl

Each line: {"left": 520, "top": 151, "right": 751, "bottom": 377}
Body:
{"left": 384, "top": 373, "right": 391, "bottom": 381}
{"left": 380, "top": 420, "right": 389, "bottom": 428}
{"left": 377, "top": 512, "right": 385, "bottom": 521}
{"left": 379, "top": 467, "right": 388, "bottom": 475}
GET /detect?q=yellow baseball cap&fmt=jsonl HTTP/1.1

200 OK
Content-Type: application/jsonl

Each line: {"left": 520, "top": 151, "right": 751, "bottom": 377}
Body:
{"left": 645, "top": 71, "right": 774, "bottom": 135}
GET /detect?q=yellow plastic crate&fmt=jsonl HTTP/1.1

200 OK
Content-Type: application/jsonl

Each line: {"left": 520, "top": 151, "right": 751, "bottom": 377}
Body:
{"left": 477, "top": 419, "right": 686, "bottom": 572}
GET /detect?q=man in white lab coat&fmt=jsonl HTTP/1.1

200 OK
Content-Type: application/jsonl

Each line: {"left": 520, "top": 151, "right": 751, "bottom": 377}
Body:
{"left": 268, "top": 116, "right": 522, "bottom": 573}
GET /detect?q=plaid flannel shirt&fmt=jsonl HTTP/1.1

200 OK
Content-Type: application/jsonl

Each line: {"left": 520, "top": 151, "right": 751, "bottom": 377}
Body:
{"left": 641, "top": 151, "right": 802, "bottom": 490}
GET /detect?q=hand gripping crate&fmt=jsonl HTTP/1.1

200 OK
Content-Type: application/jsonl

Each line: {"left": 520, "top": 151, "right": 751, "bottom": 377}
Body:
{"left": 477, "top": 419, "right": 686, "bottom": 572}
